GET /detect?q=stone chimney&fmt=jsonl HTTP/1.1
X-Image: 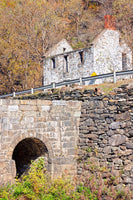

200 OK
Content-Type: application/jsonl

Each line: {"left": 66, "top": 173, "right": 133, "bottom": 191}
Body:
{"left": 104, "top": 15, "right": 116, "bottom": 30}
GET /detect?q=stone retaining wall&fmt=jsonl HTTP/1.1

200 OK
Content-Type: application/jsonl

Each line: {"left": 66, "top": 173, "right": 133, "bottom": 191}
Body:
{"left": 78, "top": 84, "right": 133, "bottom": 191}
{"left": 1, "top": 83, "right": 133, "bottom": 193}
{"left": 19, "top": 84, "right": 133, "bottom": 192}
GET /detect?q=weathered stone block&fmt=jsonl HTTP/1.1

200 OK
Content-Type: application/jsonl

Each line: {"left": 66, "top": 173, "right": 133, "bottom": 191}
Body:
{"left": 122, "top": 150, "right": 132, "bottom": 156}
{"left": 109, "top": 121, "right": 120, "bottom": 130}
{"left": 87, "top": 134, "right": 98, "bottom": 139}
{"left": 8, "top": 105, "right": 18, "bottom": 112}
{"left": 103, "top": 146, "right": 112, "bottom": 154}
{"left": 117, "top": 111, "right": 130, "bottom": 121}
{"left": 124, "top": 177, "right": 133, "bottom": 184}
{"left": 109, "top": 135, "right": 127, "bottom": 146}
{"left": 107, "top": 130, "right": 114, "bottom": 136}
{"left": 128, "top": 130, "right": 133, "bottom": 137}
{"left": 68, "top": 149, "right": 76, "bottom": 155}
{"left": 74, "top": 111, "right": 81, "bottom": 117}
{"left": 19, "top": 105, "right": 37, "bottom": 111}
{"left": 126, "top": 142, "right": 133, "bottom": 149}
{"left": 41, "top": 106, "right": 51, "bottom": 111}
{"left": 85, "top": 118, "right": 94, "bottom": 126}
{"left": 63, "top": 142, "right": 75, "bottom": 148}
{"left": 114, "top": 158, "right": 123, "bottom": 165}
{"left": 52, "top": 100, "right": 67, "bottom": 106}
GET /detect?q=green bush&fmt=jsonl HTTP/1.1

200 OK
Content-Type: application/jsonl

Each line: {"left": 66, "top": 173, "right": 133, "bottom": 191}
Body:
{"left": 0, "top": 158, "right": 132, "bottom": 200}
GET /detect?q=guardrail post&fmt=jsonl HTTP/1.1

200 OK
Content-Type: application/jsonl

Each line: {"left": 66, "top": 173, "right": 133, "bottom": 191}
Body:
{"left": 31, "top": 88, "right": 34, "bottom": 94}
{"left": 52, "top": 82, "right": 55, "bottom": 89}
{"left": 80, "top": 77, "right": 82, "bottom": 85}
{"left": 13, "top": 92, "right": 15, "bottom": 97}
{"left": 113, "top": 71, "right": 116, "bottom": 83}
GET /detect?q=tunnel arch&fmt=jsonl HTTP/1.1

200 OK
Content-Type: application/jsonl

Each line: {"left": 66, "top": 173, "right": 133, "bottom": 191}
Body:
{"left": 9, "top": 134, "right": 54, "bottom": 178}
{"left": 10, "top": 134, "right": 54, "bottom": 158}
{"left": 12, "top": 138, "right": 49, "bottom": 177}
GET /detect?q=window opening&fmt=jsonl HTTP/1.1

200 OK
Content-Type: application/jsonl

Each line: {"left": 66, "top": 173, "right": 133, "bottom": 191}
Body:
{"left": 63, "top": 48, "right": 66, "bottom": 53}
{"left": 79, "top": 51, "right": 84, "bottom": 64}
{"left": 122, "top": 53, "right": 127, "bottom": 70}
{"left": 64, "top": 55, "right": 68, "bottom": 72}
{"left": 52, "top": 58, "right": 56, "bottom": 69}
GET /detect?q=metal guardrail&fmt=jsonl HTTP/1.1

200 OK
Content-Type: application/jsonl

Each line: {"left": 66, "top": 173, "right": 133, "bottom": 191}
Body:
{"left": 0, "top": 70, "right": 133, "bottom": 99}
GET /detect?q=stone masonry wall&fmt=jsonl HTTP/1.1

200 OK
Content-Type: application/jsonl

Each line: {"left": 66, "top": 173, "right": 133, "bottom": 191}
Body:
{"left": 78, "top": 84, "right": 133, "bottom": 191}
{"left": 43, "top": 47, "right": 94, "bottom": 85}
{"left": 19, "top": 83, "right": 133, "bottom": 192}
{"left": 0, "top": 99, "right": 81, "bottom": 185}
{"left": 1, "top": 83, "right": 133, "bottom": 192}
{"left": 45, "top": 39, "right": 73, "bottom": 57}
{"left": 93, "top": 30, "right": 132, "bottom": 84}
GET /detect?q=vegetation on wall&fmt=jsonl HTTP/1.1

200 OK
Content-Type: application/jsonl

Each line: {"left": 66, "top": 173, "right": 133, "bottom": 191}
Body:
{"left": 0, "top": 157, "right": 132, "bottom": 200}
{"left": 0, "top": 0, "right": 133, "bottom": 94}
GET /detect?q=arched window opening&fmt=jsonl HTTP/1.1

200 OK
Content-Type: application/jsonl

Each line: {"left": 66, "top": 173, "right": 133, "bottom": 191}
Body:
{"left": 12, "top": 138, "right": 48, "bottom": 178}
{"left": 51, "top": 57, "right": 56, "bottom": 69}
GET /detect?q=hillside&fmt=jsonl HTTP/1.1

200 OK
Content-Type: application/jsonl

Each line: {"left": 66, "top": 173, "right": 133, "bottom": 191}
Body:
{"left": 0, "top": 0, "right": 133, "bottom": 94}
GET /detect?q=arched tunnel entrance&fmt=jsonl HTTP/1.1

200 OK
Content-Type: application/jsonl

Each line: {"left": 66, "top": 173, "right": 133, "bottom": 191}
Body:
{"left": 12, "top": 137, "right": 48, "bottom": 177}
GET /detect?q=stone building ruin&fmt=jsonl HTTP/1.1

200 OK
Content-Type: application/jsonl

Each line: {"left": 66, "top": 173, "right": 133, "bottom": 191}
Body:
{"left": 43, "top": 15, "right": 132, "bottom": 85}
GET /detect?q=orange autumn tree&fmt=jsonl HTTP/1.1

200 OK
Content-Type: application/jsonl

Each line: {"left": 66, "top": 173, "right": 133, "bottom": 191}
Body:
{"left": 0, "top": 0, "right": 62, "bottom": 93}
{"left": 0, "top": 0, "right": 132, "bottom": 94}
{"left": 113, "top": 0, "right": 133, "bottom": 50}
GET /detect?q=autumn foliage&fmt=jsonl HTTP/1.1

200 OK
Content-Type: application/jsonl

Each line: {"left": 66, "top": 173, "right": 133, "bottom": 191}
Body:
{"left": 0, "top": 0, "right": 133, "bottom": 94}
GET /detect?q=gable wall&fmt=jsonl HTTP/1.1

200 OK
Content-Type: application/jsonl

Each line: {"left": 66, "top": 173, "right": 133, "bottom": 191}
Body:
{"left": 93, "top": 30, "right": 132, "bottom": 84}
{"left": 46, "top": 40, "right": 73, "bottom": 57}
{"left": 93, "top": 30, "right": 122, "bottom": 75}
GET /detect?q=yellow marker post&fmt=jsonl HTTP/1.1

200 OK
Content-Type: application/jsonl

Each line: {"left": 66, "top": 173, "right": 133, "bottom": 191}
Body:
{"left": 91, "top": 72, "right": 97, "bottom": 77}
{"left": 90, "top": 72, "right": 97, "bottom": 84}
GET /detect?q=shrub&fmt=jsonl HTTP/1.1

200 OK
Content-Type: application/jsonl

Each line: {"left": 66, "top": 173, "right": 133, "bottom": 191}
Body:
{"left": 0, "top": 158, "right": 132, "bottom": 200}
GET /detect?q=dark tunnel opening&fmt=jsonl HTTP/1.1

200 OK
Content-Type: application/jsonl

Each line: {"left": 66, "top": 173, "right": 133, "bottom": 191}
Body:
{"left": 12, "top": 137, "right": 48, "bottom": 177}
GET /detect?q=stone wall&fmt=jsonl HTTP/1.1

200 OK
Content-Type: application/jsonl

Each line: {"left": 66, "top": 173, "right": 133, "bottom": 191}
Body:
{"left": 19, "top": 84, "right": 133, "bottom": 191}
{"left": 1, "top": 83, "right": 133, "bottom": 191}
{"left": 0, "top": 99, "right": 81, "bottom": 184}
{"left": 78, "top": 84, "right": 133, "bottom": 191}
{"left": 93, "top": 29, "right": 132, "bottom": 84}
{"left": 45, "top": 39, "right": 73, "bottom": 57}
{"left": 43, "top": 47, "right": 94, "bottom": 85}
